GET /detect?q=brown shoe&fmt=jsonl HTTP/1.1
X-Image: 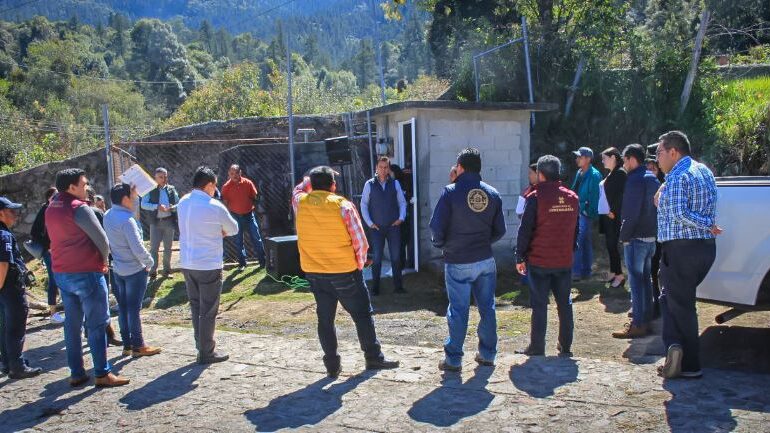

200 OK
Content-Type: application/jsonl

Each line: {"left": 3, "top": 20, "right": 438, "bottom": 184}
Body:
{"left": 132, "top": 346, "right": 162, "bottom": 358}
{"left": 95, "top": 372, "right": 130, "bottom": 388}
{"left": 612, "top": 323, "right": 649, "bottom": 339}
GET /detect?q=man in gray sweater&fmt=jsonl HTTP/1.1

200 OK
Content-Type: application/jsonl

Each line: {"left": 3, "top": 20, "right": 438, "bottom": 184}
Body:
{"left": 104, "top": 183, "right": 161, "bottom": 358}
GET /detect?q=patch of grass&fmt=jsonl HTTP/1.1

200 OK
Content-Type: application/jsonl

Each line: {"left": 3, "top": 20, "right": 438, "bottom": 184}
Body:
{"left": 146, "top": 267, "right": 314, "bottom": 310}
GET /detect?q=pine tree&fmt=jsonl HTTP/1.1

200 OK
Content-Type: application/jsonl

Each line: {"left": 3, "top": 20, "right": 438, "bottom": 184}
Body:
{"left": 199, "top": 20, "right": 214, "bottom": 54}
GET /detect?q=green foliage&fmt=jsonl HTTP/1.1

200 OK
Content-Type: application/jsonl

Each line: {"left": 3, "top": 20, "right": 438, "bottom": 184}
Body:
{"left": 704, "top": 76, "right": 770, "bottom": 175}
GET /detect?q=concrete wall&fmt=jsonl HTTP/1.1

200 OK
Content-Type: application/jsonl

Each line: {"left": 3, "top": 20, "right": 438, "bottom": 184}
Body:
{"left": 0, "top": 148, "right": 109, "bottom": 241}
{"left": 374, "top": 108, "right": 530, "bottom": 271}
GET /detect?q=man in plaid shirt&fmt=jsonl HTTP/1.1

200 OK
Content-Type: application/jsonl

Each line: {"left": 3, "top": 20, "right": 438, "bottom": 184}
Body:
{"left": 292, "top": 166, "right": 399, "bottom": 377}
{"left": 655, "top": 131, "right": 722, "bottom": 380}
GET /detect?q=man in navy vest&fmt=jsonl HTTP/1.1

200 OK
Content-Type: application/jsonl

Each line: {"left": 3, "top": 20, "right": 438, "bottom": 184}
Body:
{"left": 516, "top": 155, "right": 580, "bottom": 357}
{"left": 360, "top": 156, "right": 408, "bottom": 296}
{"left": 141, "top": 167, "right": 179, "bottom": 279}
{"left": 430, "top": 148, "right": 506, "bottom": 371}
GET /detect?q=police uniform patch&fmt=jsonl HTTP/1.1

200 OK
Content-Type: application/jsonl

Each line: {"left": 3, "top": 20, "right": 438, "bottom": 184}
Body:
{"left": 467, "top": 189, "right": 489, "bottom": 213}
{"left": 4, "top": 242, "right": 10, "bottom": 252}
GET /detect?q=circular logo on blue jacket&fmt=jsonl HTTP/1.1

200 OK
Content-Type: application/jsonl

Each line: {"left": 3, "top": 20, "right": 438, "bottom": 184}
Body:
{"left": 467, "top": 189, "right": 489, "bottom": 213}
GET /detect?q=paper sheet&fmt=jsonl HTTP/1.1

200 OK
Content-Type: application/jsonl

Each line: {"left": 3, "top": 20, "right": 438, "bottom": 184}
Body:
{"left": 118, "top": 164, "right": 158, "bottom": 196}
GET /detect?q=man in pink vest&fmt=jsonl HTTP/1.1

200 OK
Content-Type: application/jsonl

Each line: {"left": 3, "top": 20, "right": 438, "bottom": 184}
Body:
{"left": 46, "top": 168, "right": 129, "bottom": 388}
{"left": 515, "top": 155, "right": 580, "bottom": 357}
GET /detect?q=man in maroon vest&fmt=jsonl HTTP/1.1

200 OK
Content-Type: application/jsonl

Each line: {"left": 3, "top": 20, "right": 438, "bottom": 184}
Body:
{"left": 46, "top": 168, "right": 129, "bottom": 388}
{"left": 515, "top": 155, "right": 580, "bottom": 357}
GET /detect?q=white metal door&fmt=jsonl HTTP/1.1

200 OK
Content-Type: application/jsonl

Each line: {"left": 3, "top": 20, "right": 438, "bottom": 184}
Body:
{"left": 397, "top": 118, "right": 418, "bottom": 271}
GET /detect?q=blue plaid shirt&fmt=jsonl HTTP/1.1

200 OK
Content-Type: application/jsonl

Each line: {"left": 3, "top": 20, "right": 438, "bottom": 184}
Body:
{"left": 657, "top": 156, "right": 718, "bottom": 242}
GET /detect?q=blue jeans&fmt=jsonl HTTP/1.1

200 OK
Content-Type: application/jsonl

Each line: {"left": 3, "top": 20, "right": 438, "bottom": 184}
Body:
{"left": 231, "top": 212, "right": 266, "bottom": 266}
{"left": 443, "top": 257, "right": 498, "bottom": 367}
{"left": 527, "top": 265, "right": 574, "bottom": 353}
{"left": 572, "top": 214, "right": 593, "bottom": 278}
{"left": 369, "top": 225, "right": 403, "bottom": 291}
{"left": 113, "top": 269, "right": 149, "bottom": 350}
{"left": 53, "top": 272, "right": 112, "bottom": 378}
{"left": 42, "top": 250, "right": 59, "bottom": 306}
{"left": 624, "top": 240, "right": 656, "bottom": 326}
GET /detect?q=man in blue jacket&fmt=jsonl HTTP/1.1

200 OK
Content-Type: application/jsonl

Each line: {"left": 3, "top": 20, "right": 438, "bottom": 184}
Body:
{"left": 613, "top": 144, "right": 660, "bottom": 339}
{"left": 430, "top": 148, "right": 506, "bottom": 371}
{"left": 571, "top": 147, "right": 602, "bottom": 280}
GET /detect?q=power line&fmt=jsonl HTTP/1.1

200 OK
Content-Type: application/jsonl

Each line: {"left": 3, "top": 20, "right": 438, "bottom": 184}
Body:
{"left": 0, "top": 0, "right": 41, "bottom": 16}
{"left": 231, "top": 0, "right": 302, "bottom": 33}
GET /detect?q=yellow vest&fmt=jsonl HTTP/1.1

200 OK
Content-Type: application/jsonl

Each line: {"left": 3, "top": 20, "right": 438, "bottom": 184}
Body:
{"left": 296, "top": 191, "right": 358, "bottom": 274}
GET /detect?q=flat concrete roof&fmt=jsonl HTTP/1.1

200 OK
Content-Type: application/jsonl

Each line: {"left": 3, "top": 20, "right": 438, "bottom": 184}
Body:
{"left": 363, "top": 100, "right": 558, "bottom": 117}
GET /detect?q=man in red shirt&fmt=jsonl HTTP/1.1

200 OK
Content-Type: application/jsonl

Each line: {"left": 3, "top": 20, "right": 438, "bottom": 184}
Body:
{"left": 221, "top": 164, "right": 266, "bottom": 269}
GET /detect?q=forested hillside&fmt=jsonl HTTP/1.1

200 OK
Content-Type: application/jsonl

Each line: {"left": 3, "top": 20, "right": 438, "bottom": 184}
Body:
{"left": 0, "top": 1, "right": 437, "bottom": 173}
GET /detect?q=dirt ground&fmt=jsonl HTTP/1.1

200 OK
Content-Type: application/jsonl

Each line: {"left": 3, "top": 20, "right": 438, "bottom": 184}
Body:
{"left": 25, "top": 246, "right": 770, "bottom": 375}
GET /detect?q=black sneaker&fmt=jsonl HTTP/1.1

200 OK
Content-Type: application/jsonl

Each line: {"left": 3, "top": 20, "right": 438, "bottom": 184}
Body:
{"left": 474, "top": 353, "right": 494, "bottom": 366}
{"left": 659, "top": 344, "right": 683, "bottom": 379}
{"left": 9, "top": 365, "right": 42, "bottom": 379}
{"left": 680, "top": 370, "right": 703, "bottom": 379}
{"left": 327, "top": 365, "right": 342, "bottom": 378}
{"left": 515, "top": 346, "right": 545, "bottom": 356}
{"left": 365, "top": 358, "right": 399, "bottom": 370}
{"left": 198, "top": 351, "right": 230, "bottom": 365}
{"left": 438, "top": 360, "right": 461, "bottom": 372}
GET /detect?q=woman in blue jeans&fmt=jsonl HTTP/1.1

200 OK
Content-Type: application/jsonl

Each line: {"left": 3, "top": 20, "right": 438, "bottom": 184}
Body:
{"left": 103, "top": 184, "right": 162, "bottom": 357}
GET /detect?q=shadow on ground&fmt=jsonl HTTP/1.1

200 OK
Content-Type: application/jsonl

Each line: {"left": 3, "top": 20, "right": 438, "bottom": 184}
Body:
{"left": 408, "top": 367, "right": 494, "bottom": 427}
{"left": 119, "top": 361, "right": 207, "bottom": 410}
{"left": 509, "top": 356, "right": 578, "bottom": 398}
{"left": 0, "top": 377, "right": 98, "bottom": 433}
{"left": 244, "top": 371, "right": 375, "bottom": 430}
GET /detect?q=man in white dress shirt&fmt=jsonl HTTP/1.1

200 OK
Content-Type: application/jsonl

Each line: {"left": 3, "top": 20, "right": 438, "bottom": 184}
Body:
{"left": 178, "top": 166, "right": 238, "bottom": 364}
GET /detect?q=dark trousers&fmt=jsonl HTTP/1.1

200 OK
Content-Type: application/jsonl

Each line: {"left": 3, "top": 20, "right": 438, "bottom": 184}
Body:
{"left": 651, "top": 242, "right": 662, "bottom": 314}
{"left": 604, "top": 218, "right": 623, "bottom": 275}
{"left": 527, "top": 265, "right": 574, "bottom": 353}
{"left": 659, "top": 239, "right": 716, "bottom": 372}
{"left": 305, "top": 271, "right": 384, "bottom": 372}
{"left": 370, "top": 225, "right": 403, "bottom": 291}
{"left": 182, "top": 269, "right": 223, "bottom": 358}
{"left": 42, "top": 250, "right": 58, "bottom": 306}
{"left": 0, "top": 284, "right": 29, "bottom": 372}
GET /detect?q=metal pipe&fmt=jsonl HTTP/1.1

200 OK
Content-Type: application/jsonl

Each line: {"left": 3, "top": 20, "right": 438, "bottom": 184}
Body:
{"left": 102, "top": 104, "right": 114, "bottom": 190}
{"left": 366, "top": 110, "right": 375, "bottom": 177}
{"left": 474, "top": 57, "right": 480, "bottom": 102}
{"left": 715, "top": 308, "right": 747, "bottom": 324}
{"left": 286, "top": 31, "right": 296, "bottom": 186}
{"left": 522, "top": 16, "right": 535, "bottom": 129}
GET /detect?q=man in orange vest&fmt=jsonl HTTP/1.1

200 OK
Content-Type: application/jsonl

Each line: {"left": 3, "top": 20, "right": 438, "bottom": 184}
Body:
{"left": 292, "top": 166, "right": 399, "bottom": 377}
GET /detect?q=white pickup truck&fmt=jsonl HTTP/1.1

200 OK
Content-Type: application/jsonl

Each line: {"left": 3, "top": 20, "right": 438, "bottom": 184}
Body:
{"left": 698, "top": 177, "right": 770, "bottom": 323}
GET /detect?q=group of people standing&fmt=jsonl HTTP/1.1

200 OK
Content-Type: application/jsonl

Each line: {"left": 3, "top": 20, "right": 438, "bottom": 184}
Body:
{"left": 1, "top": 128, "right": 720, "bottom": 387}
{"left": 0, "top": 163, "right": 269, "bottom": 385}
{"left": 424, "top": 130, "right": 719, "bottom": 380}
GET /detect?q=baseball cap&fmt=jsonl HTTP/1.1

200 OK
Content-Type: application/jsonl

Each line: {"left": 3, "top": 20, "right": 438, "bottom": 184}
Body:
{"left": 0, "top": 197, "right": 22, "bottom": 210}
{"left": 572, "top": 147, "right": 594, "bottom": 159}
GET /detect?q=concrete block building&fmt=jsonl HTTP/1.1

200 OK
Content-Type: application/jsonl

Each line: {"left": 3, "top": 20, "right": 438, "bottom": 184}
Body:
{"left": 367, "top": 100, "right": 556, "bottom": 272}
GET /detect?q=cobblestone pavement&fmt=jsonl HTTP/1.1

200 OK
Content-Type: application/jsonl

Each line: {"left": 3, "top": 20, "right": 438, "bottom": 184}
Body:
{"left": 2, "top": 323, "right": 770, "bottom": 433}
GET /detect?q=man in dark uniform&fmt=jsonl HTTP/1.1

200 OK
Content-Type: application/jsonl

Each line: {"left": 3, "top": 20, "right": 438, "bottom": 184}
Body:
{"left": 430, "top": 148, "right": 506, "bottom": 371}
{"left": 0, "top": 196, "right": 42, "bottom": 379}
